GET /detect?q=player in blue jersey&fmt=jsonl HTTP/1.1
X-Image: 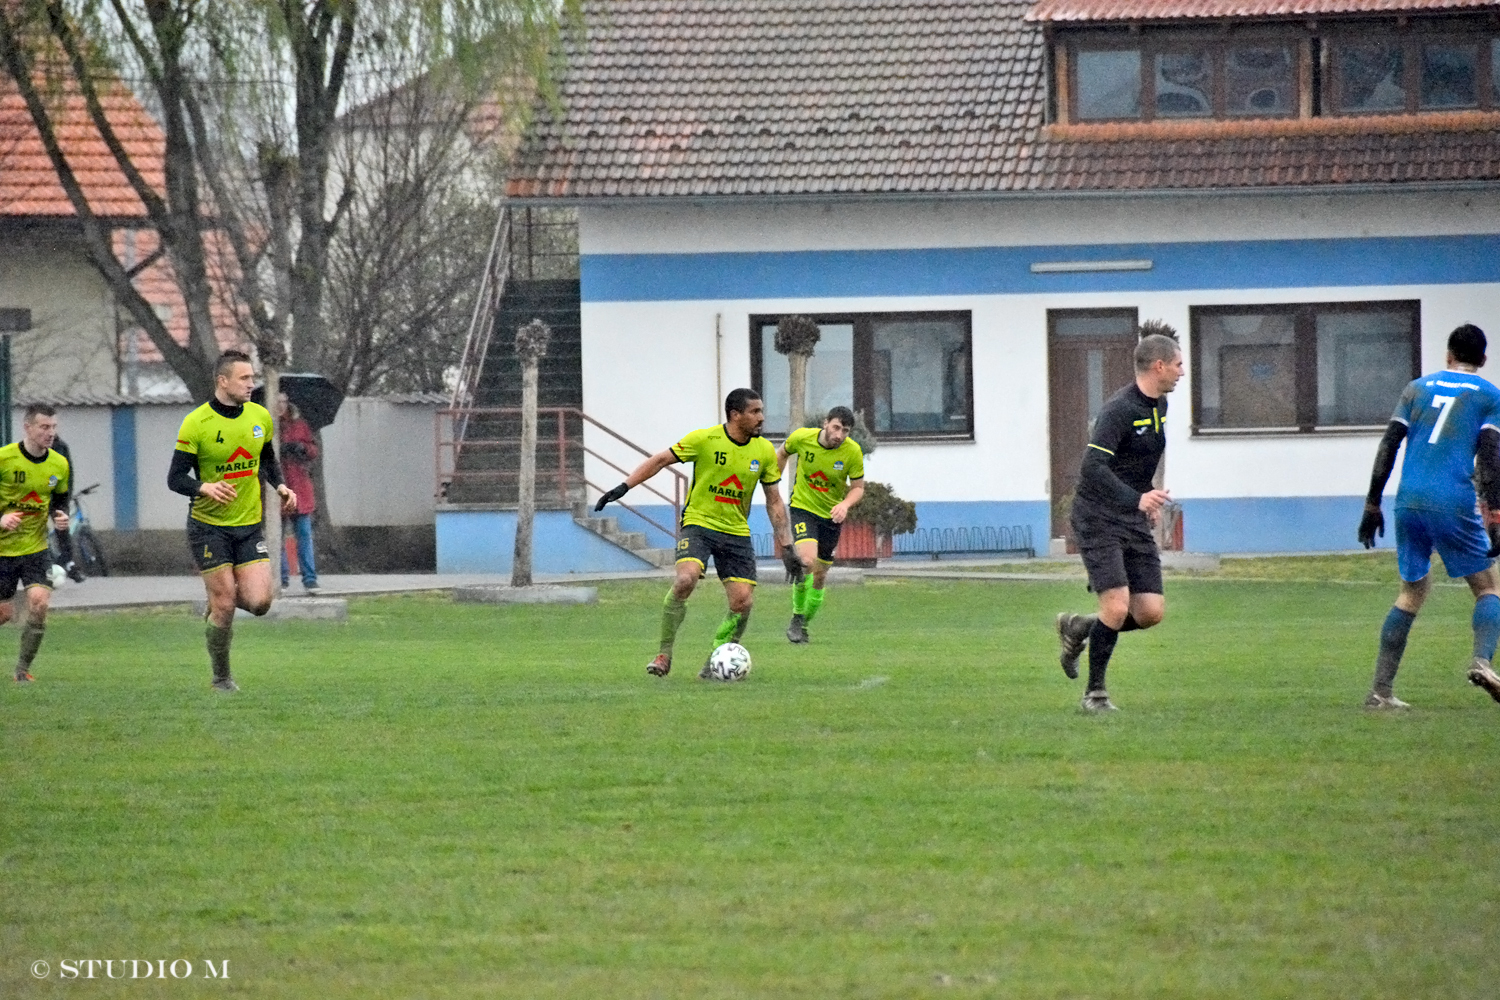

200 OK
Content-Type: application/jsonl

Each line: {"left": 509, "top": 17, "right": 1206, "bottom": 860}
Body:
{"left": 1358, "top": 323, "right": 1500, "bottom": 708}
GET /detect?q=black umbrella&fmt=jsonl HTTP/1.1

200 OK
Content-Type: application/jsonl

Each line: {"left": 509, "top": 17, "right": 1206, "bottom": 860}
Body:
{"left": 252, "top": 373, "right": 344, "bottom": 430}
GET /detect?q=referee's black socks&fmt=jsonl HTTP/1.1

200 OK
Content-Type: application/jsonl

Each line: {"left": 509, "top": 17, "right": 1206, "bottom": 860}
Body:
{"left": 1086, "top": 614, "right": 1141, "bottom": 692}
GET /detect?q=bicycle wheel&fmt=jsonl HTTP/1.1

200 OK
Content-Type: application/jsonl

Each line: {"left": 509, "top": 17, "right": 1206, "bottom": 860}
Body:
{"left": 76, "top": 526, "right": 109, "bottom": 577}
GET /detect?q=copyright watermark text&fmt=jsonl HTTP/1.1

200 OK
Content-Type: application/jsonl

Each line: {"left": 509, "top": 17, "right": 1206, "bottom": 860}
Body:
{"left": 28, "top": 958, "right": 229, "bottom": 980}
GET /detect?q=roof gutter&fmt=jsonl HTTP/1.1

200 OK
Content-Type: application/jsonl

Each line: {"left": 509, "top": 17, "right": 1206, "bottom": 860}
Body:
{"left": 505, "top": 178, "right": 1500, "bottom": 209}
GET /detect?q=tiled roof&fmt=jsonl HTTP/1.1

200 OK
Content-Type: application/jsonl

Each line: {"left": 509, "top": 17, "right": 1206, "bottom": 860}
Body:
{"left": 507, "top": 0, "right": 1500, "bottom": 199}
{"left": 0, "top": 75, "right": 164, "bottom": 219}
{"left": 1028, "top": 0, "right": 1499, "bottom": 20}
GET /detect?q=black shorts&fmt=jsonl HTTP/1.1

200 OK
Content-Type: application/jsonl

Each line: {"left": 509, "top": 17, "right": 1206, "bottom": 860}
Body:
{"left": 1071, "top": 503, "right": 1163, "bottom": 596}
{"left": 790, "top": 506, "right": 842, "bottom": 564}
{"left": 187, "top": 518, "right": 269, "bottom": 573}
{"left": 676, "top": 524, "right": 758, "bottom": 585}
{"left": 0, "top": 550, "right": 53, "bottom": 598}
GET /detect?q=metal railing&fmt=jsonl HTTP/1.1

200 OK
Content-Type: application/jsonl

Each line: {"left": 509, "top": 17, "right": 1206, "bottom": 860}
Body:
{"left": 436, "top": 406, "right": 687, "bottom": 543}
{"left": 753, "top": 524, "right": 1035, "bottom": 560}
{"left": 892, "top": 525, "right": 1034, "bottom": 558}
{"left": 450, "top": 203, "right": 513, "bottom": 422}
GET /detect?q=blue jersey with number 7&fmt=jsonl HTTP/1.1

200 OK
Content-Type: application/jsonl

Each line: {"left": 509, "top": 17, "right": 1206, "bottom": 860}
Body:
{"left": 1392, "top": 370, "right": 1500, "bottom": 513}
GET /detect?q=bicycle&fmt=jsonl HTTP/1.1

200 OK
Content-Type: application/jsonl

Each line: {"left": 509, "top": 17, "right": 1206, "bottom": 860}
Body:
{"left": 48, "top": 483, "right": 109, "bottom": 579}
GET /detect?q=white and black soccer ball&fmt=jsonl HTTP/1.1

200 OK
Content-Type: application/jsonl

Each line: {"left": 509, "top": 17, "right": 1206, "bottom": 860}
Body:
{"left": 704, "top": 642, "right": 752, "bottom": 682}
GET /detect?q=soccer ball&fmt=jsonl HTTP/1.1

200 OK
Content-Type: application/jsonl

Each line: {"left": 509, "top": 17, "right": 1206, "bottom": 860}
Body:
{"left": 704, "top": 642, "right": 752, "bottom": 682}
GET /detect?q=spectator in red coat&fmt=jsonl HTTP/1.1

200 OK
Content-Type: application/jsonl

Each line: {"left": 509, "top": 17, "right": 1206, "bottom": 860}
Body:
{"left": 276, "top": 394, "right": 320, "bottom": 593}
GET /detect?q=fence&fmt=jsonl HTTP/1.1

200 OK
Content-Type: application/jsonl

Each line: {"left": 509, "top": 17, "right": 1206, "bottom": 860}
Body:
{"left": 436, "top": 405, "right": 687, "bottom": 543}
{"left": 753, "top": 524, "right": 1034, "bottom": 560}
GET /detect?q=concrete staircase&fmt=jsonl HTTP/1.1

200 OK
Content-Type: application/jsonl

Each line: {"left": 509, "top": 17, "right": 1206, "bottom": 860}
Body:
{"left": 571, "top": 502, "right": 675, "bottom": 568}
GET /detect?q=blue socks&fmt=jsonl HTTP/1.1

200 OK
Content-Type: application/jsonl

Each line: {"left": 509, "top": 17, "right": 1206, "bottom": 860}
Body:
{"left": 1473, "top": 593, "right": 1500, "bottom": 661}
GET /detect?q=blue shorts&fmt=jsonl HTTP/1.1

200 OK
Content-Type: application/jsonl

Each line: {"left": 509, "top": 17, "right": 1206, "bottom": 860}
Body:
{"left": 1395, "top": 506, "right": 1492, "bottom": 582}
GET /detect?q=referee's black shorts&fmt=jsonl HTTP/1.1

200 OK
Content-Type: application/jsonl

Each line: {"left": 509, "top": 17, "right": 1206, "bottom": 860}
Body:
{"left": 1070, "top": 500, "right": 1163, "bottom": 596}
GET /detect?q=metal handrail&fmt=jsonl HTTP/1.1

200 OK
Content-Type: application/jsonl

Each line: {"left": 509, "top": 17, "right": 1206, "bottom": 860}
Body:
{"left": 449, "top": 204, "right": 513, "bottom": 432}
{"left": 437, "top": 406, "right": 688, "bottom": 534}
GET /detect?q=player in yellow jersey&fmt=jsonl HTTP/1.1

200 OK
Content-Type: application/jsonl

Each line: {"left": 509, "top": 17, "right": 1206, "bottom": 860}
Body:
{"left": 595, "top": 388, "right": 802, "bottom": 677}
{"left": 776, "top": 406, "right": 865, "bottom": 644}
{"left": 167, "top": 351, "right": 296, "bottom": 691}
{"left": 1, "top": 405, "right": 71, "bottom": 682}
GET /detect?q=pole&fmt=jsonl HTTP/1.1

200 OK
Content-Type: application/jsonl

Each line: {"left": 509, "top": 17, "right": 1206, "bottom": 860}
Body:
{"left": 512, "top": 357, "right": 538, "bottom": 587}
{"left": 263, "top": 368, "right": 282, "bottom": 598}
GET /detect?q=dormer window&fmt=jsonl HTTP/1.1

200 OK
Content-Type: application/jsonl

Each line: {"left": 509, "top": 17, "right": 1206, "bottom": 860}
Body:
{"left": 1069, "top": 32, "right": 1305, "bottom": 122}
{"left": 1052, "top": 13, "right": 1500, "bottom": 126}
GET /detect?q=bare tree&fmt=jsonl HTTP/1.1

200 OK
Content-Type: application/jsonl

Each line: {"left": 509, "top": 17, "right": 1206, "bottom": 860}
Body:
{"left": 775, "top": 314, "right": 821, "bottom": 432}
{"left": 320, "top": 71, "right": 516, "bottom": 394}
{"left": 1, "top": 0, "right": 572, "bottom": 400}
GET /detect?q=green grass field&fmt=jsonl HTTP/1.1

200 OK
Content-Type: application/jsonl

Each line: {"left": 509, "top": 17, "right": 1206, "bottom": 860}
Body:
{"left": 4, "top": 574, "right": 1499, "bottom": 998}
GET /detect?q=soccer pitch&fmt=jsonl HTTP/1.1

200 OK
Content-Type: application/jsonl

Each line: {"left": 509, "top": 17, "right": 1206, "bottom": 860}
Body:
{"left": 4, "top": 573, "right": 1498, "bottom": 998}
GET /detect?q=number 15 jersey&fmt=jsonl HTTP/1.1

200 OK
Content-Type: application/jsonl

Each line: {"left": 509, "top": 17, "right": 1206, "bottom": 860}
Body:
{"left": 1392, "top": 370, "right": 1500, "bottom": 514}
{"left": 671, "top": 425, "right": 781, "bottom": 537}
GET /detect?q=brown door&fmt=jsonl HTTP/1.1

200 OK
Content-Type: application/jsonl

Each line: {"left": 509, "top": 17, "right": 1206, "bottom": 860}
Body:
{"left": 1048, "top": 309, "right": 1139, "bottom": 547}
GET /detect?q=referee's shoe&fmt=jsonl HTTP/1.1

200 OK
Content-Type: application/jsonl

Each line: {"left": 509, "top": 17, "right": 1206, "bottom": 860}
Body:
{"left": 1055, "top": 613, "right": 1095, "bottom": 680}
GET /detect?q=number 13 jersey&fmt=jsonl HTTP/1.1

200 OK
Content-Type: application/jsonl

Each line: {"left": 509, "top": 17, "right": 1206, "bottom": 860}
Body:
{"left": 1392, "top": 370, "right": 1500, "bottom": 514}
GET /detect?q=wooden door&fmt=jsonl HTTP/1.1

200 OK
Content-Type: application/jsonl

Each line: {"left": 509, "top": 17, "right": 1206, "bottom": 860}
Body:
{"left": 1048, "top": 309, "right": 1139, "bottom": 547}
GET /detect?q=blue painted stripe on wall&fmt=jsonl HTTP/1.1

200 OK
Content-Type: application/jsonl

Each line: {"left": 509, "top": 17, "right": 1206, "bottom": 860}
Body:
{"left": 110, "top": 406, "right": 137, "bottom": 531}
{"left": 581, "top": 234, "right": 1500, "bottom": 302}
{"left": 1179, "top": 495, "right": 1369, "bottom": 554}
{"left": 437, "top": 509, "right": 657, "bottom": 574}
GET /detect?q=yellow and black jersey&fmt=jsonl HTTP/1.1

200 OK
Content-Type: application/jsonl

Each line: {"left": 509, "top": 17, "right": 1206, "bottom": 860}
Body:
{"left": 784, "top": 426, "right": 864, "bottom": 520}
{"left": 672, "top": 425, "right": 781, "bottom": 537}
{"left": 0, "top": 443, "right": 69, "bottom": 558}
{"left": 174, "top": 400, "right": 277, "bottom": 527}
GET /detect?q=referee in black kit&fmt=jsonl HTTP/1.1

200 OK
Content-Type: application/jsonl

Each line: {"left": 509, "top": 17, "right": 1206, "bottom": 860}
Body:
{"left": 1054, "top": 332, "right": 1184, "bottom": 712}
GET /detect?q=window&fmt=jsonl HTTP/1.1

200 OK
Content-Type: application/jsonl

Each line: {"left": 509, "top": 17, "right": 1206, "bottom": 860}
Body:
{"left": 1069, "top": 31, "right": 1302, "bottom": 122}
{"left": 1057, "top": 19, "right": 1500, "bottom": 124}
{"left": 750, "top": 312, "right": 973, "bottom": 439}
{"left": 1328, "top": 29, "right": 1500, "bottom": 114}
{"left": 1191, "top": 301, "right": 1419, "bottom": 434}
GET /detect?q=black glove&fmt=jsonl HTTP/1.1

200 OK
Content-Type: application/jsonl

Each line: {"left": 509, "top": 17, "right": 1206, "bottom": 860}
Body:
{"left": 1357, "top": 505, "right": 1385, "bottom": 549}
{"left": 65, "top": 561, "right": 85, "bottom": 584}
{"left": 594, "top": 482, "right": 629, "bottom": 512}
{"left": 781, "top": 546, "right": 805, "bottom": 584}
{"left": 1487, "top": 522, "right": 1500, "bottom": 559}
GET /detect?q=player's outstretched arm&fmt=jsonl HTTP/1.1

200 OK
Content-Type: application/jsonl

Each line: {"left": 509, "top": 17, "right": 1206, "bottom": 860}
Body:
{"left": 595, "top": 448, "right": 678, "bottom": 511}
{"left": 774, "top": 442, "right": 791, "bottom": 474}
{"left": 1359, "top": 420, "right": 1408, "bottom": 548}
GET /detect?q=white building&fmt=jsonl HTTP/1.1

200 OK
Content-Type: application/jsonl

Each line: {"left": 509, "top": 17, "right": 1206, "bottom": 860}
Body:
{"left": 500, "top": 0, "right": 1500, "bottom": 555}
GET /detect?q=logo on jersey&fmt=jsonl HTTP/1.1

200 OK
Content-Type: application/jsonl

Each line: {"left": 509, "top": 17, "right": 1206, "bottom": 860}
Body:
{"left": 47, "top": 475, "right": 58, "bottom": 487}
{"left": 833, "top": 461, "right": 844, "bottom": 471}
{"left": 749, "top": 459, "right": 760, "bottom": 473}
{"left": 711, "top": 474, "right": 745, "bottom": 504}
{"left": 252, "top": 425, "right": 264, "bottom": 438}
{"left": 807, "top": 471, "right": 832, "bottom": 493}
{"left": 217, "top": 446, "right": 259, "bottom": 481}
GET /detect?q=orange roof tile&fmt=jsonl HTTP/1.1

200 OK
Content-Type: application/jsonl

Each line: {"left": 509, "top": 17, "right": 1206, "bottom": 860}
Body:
{"left": 1027, "top": 0, "right": 1500, "bottom": 21}
{"left": 0, "top": 74, "right": 165, "bottom": 219}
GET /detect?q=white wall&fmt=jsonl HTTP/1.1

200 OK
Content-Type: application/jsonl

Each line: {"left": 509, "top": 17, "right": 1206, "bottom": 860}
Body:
{"left": 580, "top": 188, "right": 1500, "bottom": 255}
{"left": 321, "top": 398, "right": 441, "bottom": 526}
{"left": 0, "top": 231, "right": 118, "bottom": 398}
{"left": 10, "top": 397, "right": 441, "bottom": 532}
{"left": 576, "top": 190, "right": 1500, "bottom": 513}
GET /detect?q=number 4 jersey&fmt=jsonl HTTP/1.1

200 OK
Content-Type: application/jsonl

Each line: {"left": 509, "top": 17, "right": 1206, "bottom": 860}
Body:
{"left": 175, "top": 401, "right": 276, "bottom": 527}
{"left": 1392, "top": 369, "right": 1500, "bottom": 514}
